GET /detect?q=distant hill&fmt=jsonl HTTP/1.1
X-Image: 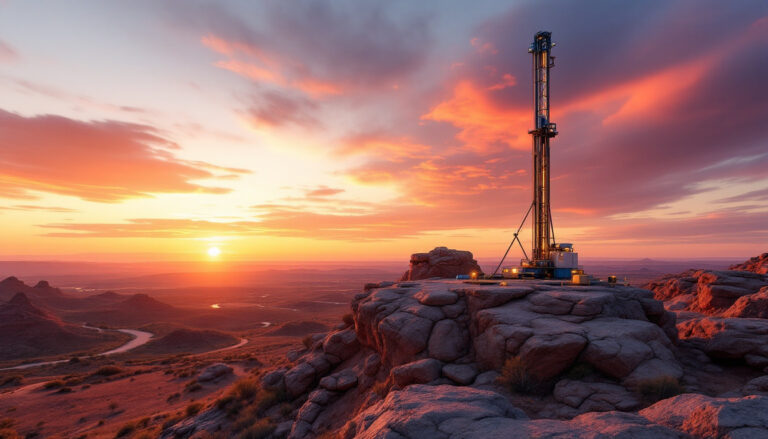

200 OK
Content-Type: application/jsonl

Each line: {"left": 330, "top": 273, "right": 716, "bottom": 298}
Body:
{"left": 132, "top": 328, "right": 239, "bottom": 354}
{"left": 0, "top": 276, "right": 65, "bottom": 302}
{"left": 64, "top": 293, "right": 184, "bottom": 326}
{"left": 265, "top": 320, "right": 328, "bottom": 337}
{"left": 0, "top": 292, "right": 121, "bottom": 361}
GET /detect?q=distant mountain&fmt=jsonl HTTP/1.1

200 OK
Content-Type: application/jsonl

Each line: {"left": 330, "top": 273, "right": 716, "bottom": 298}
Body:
{"left": 64, "top": 293, "right": 183, "bottom": 326}
{"left": 0, "top": 276, "right": 65, "bottom": 302}
{"left": 0, "top": 292, "right": 119, "bottom": 361}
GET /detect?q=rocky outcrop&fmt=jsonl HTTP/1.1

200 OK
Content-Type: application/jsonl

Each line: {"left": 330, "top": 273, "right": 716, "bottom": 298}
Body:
{"left": 645, "top": 269, "right": 768, "bottom": 315}
{"left": 639, "top": 393, "right": 768, "bottom": 438}
{"left": 197, "top": 363, "right": 233, "bottom": 382}
{"left": 242, "top": 278, "right": 687, "bottom": 439}
{"left": 730, "top": 252, "right": 768, "bottom": 275}
{"left": 678, "top": 317, "right": 768, "bottom": 369}
{"left": 724, "top": 287, "right": 768, "bottom": 318}
{"left": 341, "top": 384, "right": 687, "bottom": 438}
{"left": 399, "top": 247, "right": 483, "bottom": 281}
{"left": 353, "top": 280, "right": 680, "bottom": 387}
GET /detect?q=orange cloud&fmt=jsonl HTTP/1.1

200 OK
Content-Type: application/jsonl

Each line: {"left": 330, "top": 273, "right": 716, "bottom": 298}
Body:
{"left": 0, "top": 110, "right": 248, "bottom": 202}
{"left": 421, "top": 81, "right": 529, "bottom": 153}
{"left": 202, "top": 34, "right": 342, "bottom": 97}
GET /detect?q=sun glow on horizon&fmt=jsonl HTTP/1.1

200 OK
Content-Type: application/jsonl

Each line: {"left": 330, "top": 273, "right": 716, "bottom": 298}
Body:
{"left": 207, "top": 246, "right": 221, "bottom": 258}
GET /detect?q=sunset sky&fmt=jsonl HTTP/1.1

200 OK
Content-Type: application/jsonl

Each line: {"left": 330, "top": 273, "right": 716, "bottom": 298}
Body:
{"left": 0, "top": 0, "right": 766, "bottom": 262}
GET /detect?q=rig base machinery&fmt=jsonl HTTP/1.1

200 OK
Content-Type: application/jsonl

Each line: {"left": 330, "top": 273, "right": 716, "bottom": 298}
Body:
{"left": 492, "top": 31, "right": 582, "bottom": 281}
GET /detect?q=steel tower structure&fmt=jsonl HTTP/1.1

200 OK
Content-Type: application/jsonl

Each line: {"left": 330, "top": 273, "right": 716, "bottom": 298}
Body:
{"left": 529, "top": 31, "right": 558, "bottom": 264}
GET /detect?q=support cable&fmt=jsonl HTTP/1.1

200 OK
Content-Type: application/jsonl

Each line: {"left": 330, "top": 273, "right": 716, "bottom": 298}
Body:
{"left": 489, "top": 202, "right": 534, "bottom": 278}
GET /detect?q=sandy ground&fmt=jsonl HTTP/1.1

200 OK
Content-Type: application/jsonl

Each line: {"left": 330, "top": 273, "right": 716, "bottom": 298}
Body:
{"left": 0, "top": 363, "right": 248, "bottom": 438}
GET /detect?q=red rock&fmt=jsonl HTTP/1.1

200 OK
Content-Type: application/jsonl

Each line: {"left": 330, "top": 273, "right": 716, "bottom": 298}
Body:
{"left": 400, "top": 247, "right": 483, "bottom": 281}
{"left": 730, "top": 252, "right": 768, "bottom": 274}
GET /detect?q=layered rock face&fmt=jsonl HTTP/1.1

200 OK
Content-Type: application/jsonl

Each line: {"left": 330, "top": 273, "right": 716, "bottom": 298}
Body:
{"left": 399, "top": 247, "right": 483, "bottom": 281}
{"left": 730, "top": 252, "right": 768, "bottom": 275}
{"left": 256, "top": 279, "right": 693, "bottom": 438}
{"left": 645, "top": 269, "right": 768, "bottom": 315}
{"left": 644, "top": 254, "right": 768, "bottom": 373}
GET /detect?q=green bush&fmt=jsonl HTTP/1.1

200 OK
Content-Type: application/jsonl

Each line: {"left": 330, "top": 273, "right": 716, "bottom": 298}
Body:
{"left": 496, "top": 357, "right": 536, "bottom": 394}
{"left": 637, "top": 376, "right": 684, "bottom": 401}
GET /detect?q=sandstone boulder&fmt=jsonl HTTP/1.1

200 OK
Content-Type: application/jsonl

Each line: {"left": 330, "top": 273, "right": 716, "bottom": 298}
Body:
{"left": 640, "top": 393, "right": 768, "bottom": 438}
{"left": 678, "top": 317, "right": 768, "bottom": 367}
{"left": 390, "top": 359, "right": 442, "bottom": 387}
{"left": 730, "top": 253, "right": 768, "bottom": 275}
{"left": 724, "top": 287, "right": 768, "bottom": 318}
{"left": 400, "top": 247, "right": 483, "bottom": 281}
{"left": 645, "top": 267, "right": 768, "bottom": 315}
{"left": 554, "top": 379, "right": 641, "bottom": 412}
{"left": 197, "top": 363, "right": 233, "bottom": 382}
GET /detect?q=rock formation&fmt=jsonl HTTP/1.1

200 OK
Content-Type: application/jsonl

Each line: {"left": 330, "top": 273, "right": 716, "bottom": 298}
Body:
{"left": 730, "top": 252, "right": 768, "bottom": 274}
{"left": 399, "top": 247, "right": 483, "bottom": 281}
{"left": 164, "top": 252, "right": 768, "bottom": 439}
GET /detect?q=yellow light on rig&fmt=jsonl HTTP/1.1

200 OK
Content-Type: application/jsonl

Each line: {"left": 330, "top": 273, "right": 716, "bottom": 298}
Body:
{"left": 470, "top": 271, "right": 478, "bottom": 280}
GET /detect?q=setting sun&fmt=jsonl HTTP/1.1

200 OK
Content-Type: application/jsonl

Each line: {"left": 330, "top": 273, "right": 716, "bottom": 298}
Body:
{"left": 207, "top": 247, "right": 221, "bottom": 258}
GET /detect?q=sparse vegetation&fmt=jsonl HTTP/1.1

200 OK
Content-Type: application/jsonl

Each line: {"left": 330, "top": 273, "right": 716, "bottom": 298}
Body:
{"left": 0, "top": 376, "right": 23, "bottom": 387}
{"left": 497, "top": 357, "right": 537, "bottom": 394}
{"left": 185, "top": 380, "right": 203, "bottom": 392}
{"left": 302, "top": 335, "right": 314, "bottom": 349}
{"left": 0, "top": 428, "right": 21, "bottom": 439}
{"left": 186, "top": 402, "right": 203, "bottom": 417}
{"left": 56, "top": 386, "right": 73, "bottom": 394}
{"left": 43, "top": 380, "right": 65, "bottom": 389}
{"left": 115, "top": 421, "right": 135, "bottom": 437}
{"left": 232, "top": 377, "right": 259, "bottom": 400}
{"left": 637, "top": 376, "right": 684, "bottom": 402}
{"left": 372, "top": 381, "right": 390, "bottom": 398}
{"left": 93, "top": 366, "right": 123, "bottom": 376}
{"left": 236, "top": 418, "right": 274, "bottom": 439}
{"left": 108, "top": 402, "right": 119, "bottom": 411}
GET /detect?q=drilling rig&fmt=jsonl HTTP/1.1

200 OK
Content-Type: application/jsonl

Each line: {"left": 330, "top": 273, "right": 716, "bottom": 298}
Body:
{"left": 495, "top": 31, "right": 580, "bottom": 280}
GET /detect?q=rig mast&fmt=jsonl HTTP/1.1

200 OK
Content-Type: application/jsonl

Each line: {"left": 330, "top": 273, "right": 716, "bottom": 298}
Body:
{"left": 529, "top": 31, "right": 558, "bottom": 264}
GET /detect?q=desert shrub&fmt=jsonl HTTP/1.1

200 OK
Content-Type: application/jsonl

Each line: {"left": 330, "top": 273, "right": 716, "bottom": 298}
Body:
{"left": 56, "top": 386, "right": 73, "bottom": 394}
{"left": 301, "top": 335, "right": 314, "bottom": 349}
{"left": 237, "top": 419, "right": 274, "bottom": 439}
{"left": 185, "top": 381, "right": 203, "bottom": 392}
{"left": 65, "top": 377, "right": 83, "bottom": 386}
{"left": 0, "top": 428, "right": 21, "bottom": 439}
{"left": 108, "top": 402, "right": 119, "bottom": 411}
{"left": 185, "top": 402, "right": 203, "bottom": 417}
{"left": 342, "top": 313, "right": 354, "bottom": 327}
{"left": 136, "top": 417, "right": 150, "bottom": 428}
{"left": 565, "top": 363, "right": 595, "bottom": 380}
{"left": 0, "top": 376, "right": 22, "bottom": 387}
{"left": 93, "top": 366, "right": 122, "bottom": 376}
{"left": 161, "top": 416, "right": 183, "bottom": 430}
{"left": 43, "top": 380, "right": 64, "bottom": 389}
{"left": 371, "top": 381, "right": 389, "bottom": 398}
{"left": 254, "top": 389, "right": 288, "bottom": 413}
{"left": 638, "top": 376, "right": 684, "bottom": 402}
{"left": 167, "top": 392, "right": 181, "bottom": 402}
{"left": 497, "top": 357, "right": 536, "bottom": 394}
{"left": 232, "top": 378, "right": 259, "bottom": 400}
{"left": 115, "top": 421, "right": 135, "bottom": 437}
